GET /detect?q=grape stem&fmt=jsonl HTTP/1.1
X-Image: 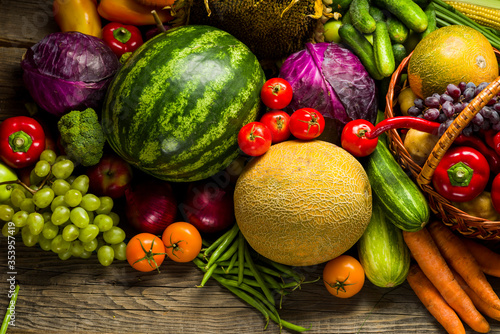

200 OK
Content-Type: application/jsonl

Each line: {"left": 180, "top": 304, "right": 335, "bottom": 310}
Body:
{"left": 0, "top": 179, "right": 36, "bottom": 194}
{"left": 0, "top": 170, "right": 53, "bottom": 195}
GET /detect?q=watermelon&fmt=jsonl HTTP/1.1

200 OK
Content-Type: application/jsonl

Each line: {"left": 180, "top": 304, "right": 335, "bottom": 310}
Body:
{"left": 101, "top": 25, "right": 266, "bottom": 182}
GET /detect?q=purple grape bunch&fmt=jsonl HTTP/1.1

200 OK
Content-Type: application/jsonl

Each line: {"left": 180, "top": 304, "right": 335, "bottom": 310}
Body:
{"left": 407, "top": 81, "right": 500, "bottom": 137}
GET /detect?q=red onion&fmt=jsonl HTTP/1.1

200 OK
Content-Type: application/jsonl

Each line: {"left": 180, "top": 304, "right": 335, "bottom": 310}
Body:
{"left": 125, "top": 178, "right": 177, "bottom": 235}
{"left": 180, "top": 179, "right": 235, "bottom": 234}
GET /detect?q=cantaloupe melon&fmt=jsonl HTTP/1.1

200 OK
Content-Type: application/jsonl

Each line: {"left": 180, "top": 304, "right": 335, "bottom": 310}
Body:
{"left": 233, "top": 140, "right": 372, "bottom": 267}
{"left": 408, "top": 25, "right": 498, "bottom": 99}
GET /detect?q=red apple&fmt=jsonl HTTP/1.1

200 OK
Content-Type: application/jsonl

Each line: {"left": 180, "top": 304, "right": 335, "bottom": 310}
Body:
{"left": 86, "top": 153, "right": 133, "bottom": 199}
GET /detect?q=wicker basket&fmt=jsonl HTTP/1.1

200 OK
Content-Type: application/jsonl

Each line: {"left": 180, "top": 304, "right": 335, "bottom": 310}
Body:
{"left": 385, "top": 49, "right": 500, "bottom": 240}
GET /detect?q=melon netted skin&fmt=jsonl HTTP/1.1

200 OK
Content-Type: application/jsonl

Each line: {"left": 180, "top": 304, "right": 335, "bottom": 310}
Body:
{"left": 234, "top": 140, "right": 372, "bottom": 267}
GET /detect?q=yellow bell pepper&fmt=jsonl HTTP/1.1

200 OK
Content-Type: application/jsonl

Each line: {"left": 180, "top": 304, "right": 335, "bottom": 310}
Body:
{"left": 97, "top": 0, "right": 174, "bottom": 26}
{"left": 53, "top": 0, "right": 102, "bottom": 38}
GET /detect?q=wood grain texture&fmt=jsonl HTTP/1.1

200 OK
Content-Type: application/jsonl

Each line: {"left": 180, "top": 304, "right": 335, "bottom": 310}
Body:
{"left": 1, "top": 0, "right": 500, "bottom": 333}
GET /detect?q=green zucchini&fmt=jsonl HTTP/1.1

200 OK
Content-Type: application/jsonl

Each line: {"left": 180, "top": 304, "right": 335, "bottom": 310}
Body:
{"left": 419, "top": 2, "right": 437, "bottom": 39}
{"left": 373, "top": 21, "right": 395, "bottom": 77}
{"left": 386, "top": 16, "right": 409, "bottom": 43}
{"left": 364, "top": 139, "right": 430, "bottom": 232}
{"left": 373, "top": 0, "right": 428, "bottom": 33}
{"left": 338, "top": 23, "right": 384, "bottom": 80}
{"left": 349, "top": 0, "right": 377, "bottom": 34}
{"left": 357, "top": 196, "right": 411, "bottom": 288}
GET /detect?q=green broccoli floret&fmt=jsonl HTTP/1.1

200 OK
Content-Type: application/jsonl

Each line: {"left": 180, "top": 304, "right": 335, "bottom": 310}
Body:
{"left": 57, "top": 108, "right": 106, "bottom": 167}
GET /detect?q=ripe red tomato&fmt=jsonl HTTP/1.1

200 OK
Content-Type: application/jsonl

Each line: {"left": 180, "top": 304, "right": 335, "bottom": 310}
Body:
{"left": 289, "top": 108, "right": 325, "bottom": 140}
{"left": 340, "top": 119, "right": 379, "bottom": 157}
{"left": 162, "top": 222, "right": 203, "bottom": 263}
{"left": 126, "top": 233, "right": 166, "bottom": 272}
{"left": 259, "top": 110, "right": 291, "bottom": 144}
{"left": 260, "top": 78, "right": 293, "bottom": 110}
{"left": 237, "top": 122, "right": 272, "bottom": 156}
{"left": 323, "top": 255, "right": 365, "bottom": 298}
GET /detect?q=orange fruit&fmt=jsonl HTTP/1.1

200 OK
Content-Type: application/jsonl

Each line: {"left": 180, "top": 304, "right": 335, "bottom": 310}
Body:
{"left": 233, "top": 140, "right": 372, "bottom": 267}
{"left": 408, "top": 25, "right": 498, "bottom": 99}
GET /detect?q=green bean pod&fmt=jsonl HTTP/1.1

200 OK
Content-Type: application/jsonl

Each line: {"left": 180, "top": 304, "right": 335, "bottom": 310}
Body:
{"left": 244, "top": 244, "right": 275, "bottom": 305}
{"left": 204, "top": 223, "right": 239, "bottom": 270}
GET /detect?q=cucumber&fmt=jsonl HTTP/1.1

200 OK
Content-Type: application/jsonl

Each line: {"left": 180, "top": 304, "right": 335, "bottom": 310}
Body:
{"left": 373, "top": 0, "right": 428, "bottom": 33}
{"left": 330, "top": 0, "right": 353, "bottom": 13}
{"left": 341, "top": 10, "right": 352, "bottom": 25}
{"left": 364, "top": 139, "right": 430, "bottom": 232}
{"left": 339, "top": 23, "right": 384, "bottom": 80}
{"left": 412, "top": 0, "right": 430, "bottom": 8}
{"left": 386, "top": 16, "right": 409, "bottom": 43}
{"left": 368, "top": 6, "right": 385, "bottom": 22}
{"left": 419, "top": 3, "right": 437, "bottom": 39}
{"left": 392, "top": 43, "right": 407, "bottom": 68}
{"left": 357, "top": 195, "right": 411, "bottom": 288}
{"left": 349, "top": 0, "right": 377, "bottom": 34}
{"left": 373, "top": 21, "right": 395, "bottom": 77}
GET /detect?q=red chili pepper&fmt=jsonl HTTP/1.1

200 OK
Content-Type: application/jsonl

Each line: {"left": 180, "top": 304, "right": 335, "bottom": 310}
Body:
{"left": 102, "top": 22, "right": 144, "bottom": 58}
{"left": 365, "top": 116, "right": 441, "bottom": 139}
{"left": 454, "top": 134, "right": 500, "bottom": 175}
{"left": 341, "top": 116, "right": 441, "bottom": 157}
{"left": 432, "top": 146, "right": 490, "bottom": 203}
{"left": 0, "top": 116, "right": 46, "bottom": 169}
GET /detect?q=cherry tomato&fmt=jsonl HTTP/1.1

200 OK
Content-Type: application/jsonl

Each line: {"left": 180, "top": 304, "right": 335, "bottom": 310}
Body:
{"left": 237, "top": 122, "right": 272, "bottom": 157}
{"left": 126, "top": 233, "right": 166, "bottom": 272}
{"left": 260, "top": 78, "right": 293, "bottom": 110}
{"left": 323, "top": 255, "right": 365, "bottom": 298}
{"left": 259, "top": 110, "right": 291, "bottom": 144}
{"left": 289, "top": 108, "right": 325, "bottom": 140}
{"left": 162, "top": 222, "right": 202, "bottom": 263}
{"left": 340, "top": 119, "right": 379, "bottom": 157}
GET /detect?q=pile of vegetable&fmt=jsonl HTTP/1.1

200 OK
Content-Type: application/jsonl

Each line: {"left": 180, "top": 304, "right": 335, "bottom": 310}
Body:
{"left": 2, "top": 0, "right": 500, "bottom": 332}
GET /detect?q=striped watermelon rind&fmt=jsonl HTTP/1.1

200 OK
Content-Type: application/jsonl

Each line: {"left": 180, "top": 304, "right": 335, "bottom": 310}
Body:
{"left": 102, "top": 25, "right": 266, "bottom": 182}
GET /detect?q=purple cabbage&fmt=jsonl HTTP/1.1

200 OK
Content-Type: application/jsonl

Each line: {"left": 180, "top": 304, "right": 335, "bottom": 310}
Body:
{"left": 279, "top": 42, "right": 377, "bottom": 125}
{"left": 21, "top": 32, "right": 120, "bottom": 117}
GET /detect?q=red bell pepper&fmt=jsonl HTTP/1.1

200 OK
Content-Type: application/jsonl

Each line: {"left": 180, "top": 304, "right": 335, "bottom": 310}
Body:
{"left": 454, "top": 134, "right": 500, "bottom": 175}
{"left": 491, "top": 173, "right": 500, "bottom": 214}
{"left": 0, "top": 116, "right": 46, "bottom": 169}
{"left": 102, "top": 22, "right": 144, "bottom": 58}
{"left": 432, "top": 146, "right": 490, "bottom": 203}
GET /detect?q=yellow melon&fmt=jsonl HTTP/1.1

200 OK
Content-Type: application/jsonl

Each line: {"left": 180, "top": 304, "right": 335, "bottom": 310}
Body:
{"left": 233, "top": 140, "right": 372, "bottom": 267}
{"left": 408, "top": 25, "right": 498, "bottom": 99}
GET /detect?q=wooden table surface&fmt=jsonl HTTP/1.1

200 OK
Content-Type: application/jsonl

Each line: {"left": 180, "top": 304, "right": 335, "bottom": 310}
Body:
{"left": 1, "top": 1, "right": 500, "bottom": 333}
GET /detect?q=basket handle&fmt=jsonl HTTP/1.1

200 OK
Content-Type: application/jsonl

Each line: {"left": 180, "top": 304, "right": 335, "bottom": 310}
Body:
{"left": 417, "top": 77, "right": 500, "bottom": 187}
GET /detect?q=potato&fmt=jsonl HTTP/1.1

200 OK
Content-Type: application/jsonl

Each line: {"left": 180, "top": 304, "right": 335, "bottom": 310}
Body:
{"left": 403, "top": 128, "right": 439, "bottom": 166}
{"left": 398, "top": 86, "right": 418, "bottom": 116}
{"left": 453, "top": 192, "right": 500, "bottom": 221}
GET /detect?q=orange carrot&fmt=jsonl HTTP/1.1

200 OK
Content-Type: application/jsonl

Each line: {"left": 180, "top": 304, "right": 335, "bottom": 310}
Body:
{"left": 451, "top": 268, "right": 500, "bottom": 322}
{"left": 407, "top": 263, "right": 466, "bottom": 334}
{"left": 403, "top": 228, "right": 490, "bottom": 333}
{"left": 461, "top": 237, "right": 500, "bottom": 278}
{"left": 427, "top": 221, "right": 500, "bottom": 312}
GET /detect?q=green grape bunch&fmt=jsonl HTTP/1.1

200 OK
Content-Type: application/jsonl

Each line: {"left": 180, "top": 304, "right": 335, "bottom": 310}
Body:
{"left": 0, "top": 149, "right": 127, "bottom": 267}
